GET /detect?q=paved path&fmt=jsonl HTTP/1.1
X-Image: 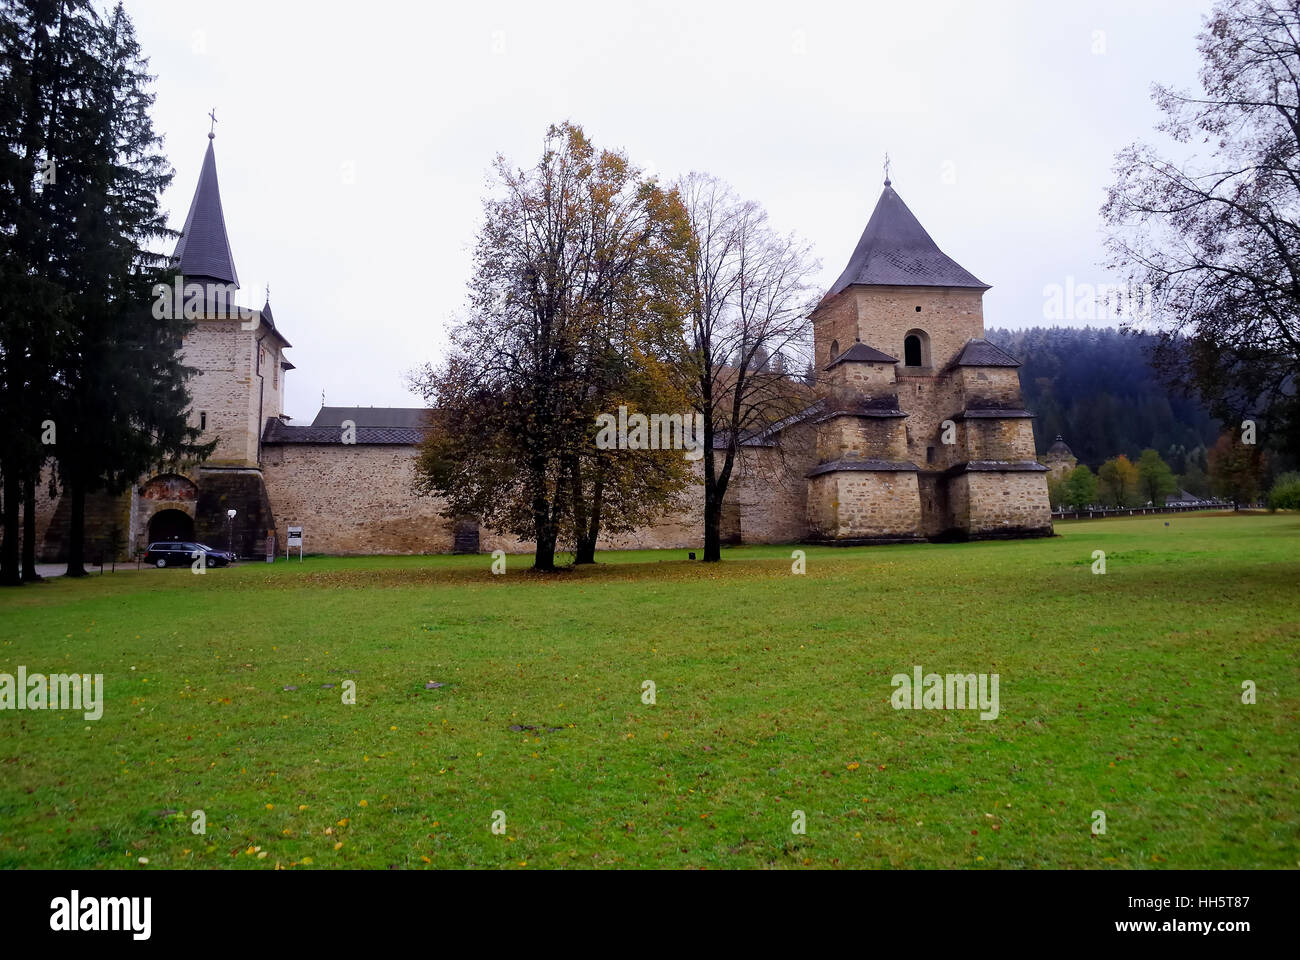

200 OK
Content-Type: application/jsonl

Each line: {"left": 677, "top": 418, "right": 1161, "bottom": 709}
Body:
{"left": 29, "top": 562, "right": 144, "bottom": 578}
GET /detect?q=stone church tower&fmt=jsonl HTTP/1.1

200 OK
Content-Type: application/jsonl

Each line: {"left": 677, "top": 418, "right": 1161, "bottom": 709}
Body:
{"left": 28, "top": 131, "right": 295, "bottom": 561}
{"left": 166, "top": 130, "right": 294, "bottom": 556}
{"left": 806, "top": 177, "right": 1051, "bottom": 541}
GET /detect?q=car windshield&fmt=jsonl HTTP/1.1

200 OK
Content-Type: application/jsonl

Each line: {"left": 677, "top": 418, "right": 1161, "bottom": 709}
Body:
{"left": 193, "top": 543, "right": 217, "bottom": 552}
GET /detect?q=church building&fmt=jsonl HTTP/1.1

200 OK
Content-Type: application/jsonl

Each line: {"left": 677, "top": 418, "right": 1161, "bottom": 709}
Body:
{"left": 800, "top": 175, "right": 1053, "bottom": 541}
{"left": 27, "top": 137, "right": 1052, "bottom": 561}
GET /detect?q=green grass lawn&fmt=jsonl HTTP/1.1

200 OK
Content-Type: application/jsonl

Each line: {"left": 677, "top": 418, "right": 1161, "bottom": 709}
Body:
{"left": 0, "top": 512, "right": 1296, "bottom": 869}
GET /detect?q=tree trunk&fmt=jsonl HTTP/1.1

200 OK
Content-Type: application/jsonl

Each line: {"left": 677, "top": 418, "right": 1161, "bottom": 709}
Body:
{"left": 703, "top": 493, "right": 722, "bottom": 562}
{"left": 702, "top": 442, "right": 734, "bottom": 563}
{"left": 575, "top": 511, "right": 600, "bottom": 565}
{"left": 531, "top": 456, "right": 557, "bottom": 571}
{"left": 533, "top": 523, "right": 557, "bottom": 571}
{"left": 21, "top": 472, "right": 40, "bottom": 582}
{"left": 567, "top": 454, "right": 596, "bottom": 565}
{"left": 702, "top": 439, "right": 721, "bottom": 562}
{"left": 575, "top": 463, "right": 603, "bottom": 564}
{"left": 0, "top": 467, "right": 20, "bottom": 586}
{"left": 65, "top": 471, "right": 87, "bottom": 577}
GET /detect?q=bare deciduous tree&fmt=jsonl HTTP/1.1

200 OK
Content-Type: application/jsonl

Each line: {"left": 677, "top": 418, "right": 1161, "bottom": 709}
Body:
{"left": 677, "top": 173, "right": 820, "bottom": 562}
{"left": 1104, "top": 0, "right": 1300, "bottom": 458}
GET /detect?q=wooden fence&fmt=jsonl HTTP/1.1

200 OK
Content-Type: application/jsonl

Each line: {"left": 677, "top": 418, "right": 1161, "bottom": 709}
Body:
{"left": 1051, "top": 502, "right": 1243, "bottom": 520}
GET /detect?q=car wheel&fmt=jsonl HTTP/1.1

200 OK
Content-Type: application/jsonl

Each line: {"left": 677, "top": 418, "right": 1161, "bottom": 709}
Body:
{"left": 155, "top": 558, "right": 167, "bottom": 568}
{"left": 206, "top": 557, "right": 216, "bottom": 568}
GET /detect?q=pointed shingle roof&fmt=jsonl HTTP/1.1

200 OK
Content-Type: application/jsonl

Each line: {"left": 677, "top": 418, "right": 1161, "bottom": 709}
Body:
{"left": 828, "top": 183, "right": 987, "bottom": 295}
{"left": 172, "top": 136, "right": 239, "bottom": 286}
{"left": 254, "top": 297, "right": 291, "bottom": 345}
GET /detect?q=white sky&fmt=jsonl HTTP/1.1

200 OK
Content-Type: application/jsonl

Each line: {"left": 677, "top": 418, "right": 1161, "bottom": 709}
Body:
{"left": 126, "top": 0, "right": 1210, "bottom": 418}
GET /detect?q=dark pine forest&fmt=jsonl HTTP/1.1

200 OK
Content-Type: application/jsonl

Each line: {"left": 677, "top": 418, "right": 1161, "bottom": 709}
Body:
{"left": 986, "top": 326, "right": 1220, "bottom": 474}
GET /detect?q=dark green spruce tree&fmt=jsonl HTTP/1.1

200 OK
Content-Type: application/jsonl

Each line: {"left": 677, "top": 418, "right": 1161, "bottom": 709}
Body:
{"left": 0, "top": 0, "right": 85, "bottom": 585}
{"left": 53, "top": 3, "right": 208, "bottom": 577}
{"left": 0, "top": 1, "right": 207, "bottom": 583}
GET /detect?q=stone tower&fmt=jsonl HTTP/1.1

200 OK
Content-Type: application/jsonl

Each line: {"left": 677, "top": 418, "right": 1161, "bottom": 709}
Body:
{"left": 30, "top": 130, "right": 297, "bottom": 561}
{"left": 806, "top": 177, "right": 1052, "bottom": 541}
{"left": 169, "top": 131, "right": 293, "bottom": 556}
{"left": 1043, "top": 435, "right": 1078, "bottom": 481}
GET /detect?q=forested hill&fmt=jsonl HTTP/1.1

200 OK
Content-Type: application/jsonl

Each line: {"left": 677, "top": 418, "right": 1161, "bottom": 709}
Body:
{"left": 984, "top": 327, "right": 1220, "bottom": 471}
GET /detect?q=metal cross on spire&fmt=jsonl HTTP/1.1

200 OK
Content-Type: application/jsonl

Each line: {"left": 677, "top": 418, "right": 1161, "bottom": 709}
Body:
{"left": 883, "top": 152, "right": 892, "bottom": 187}
{"left": 208, "top": 108, "right": 217, "bottom": 139}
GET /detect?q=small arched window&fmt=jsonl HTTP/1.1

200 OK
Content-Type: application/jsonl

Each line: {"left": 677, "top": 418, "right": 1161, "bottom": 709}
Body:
{"left": 903, "top": 329, "right": 930, "bottom": 367}
{"left": 904, "top": 334, "right": 922, "bottom": 366}
{"left": 829, "top": 339, "right": 839, "bottom": 361}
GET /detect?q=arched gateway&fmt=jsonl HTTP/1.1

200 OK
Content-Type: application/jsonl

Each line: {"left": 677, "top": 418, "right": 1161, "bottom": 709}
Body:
{"left": 148, "top": 508, "right": 194, "bottom": 543}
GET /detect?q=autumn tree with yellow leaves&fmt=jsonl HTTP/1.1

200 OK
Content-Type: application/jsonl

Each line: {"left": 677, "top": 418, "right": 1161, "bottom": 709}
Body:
{"left": 412, "top": 123, "right": 693, "bottom": 570}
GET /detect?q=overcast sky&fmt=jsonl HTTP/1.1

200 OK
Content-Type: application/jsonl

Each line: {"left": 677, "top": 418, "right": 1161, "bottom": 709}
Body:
{"left": 126, "top": 0, "right": 1211, "bottom": 418}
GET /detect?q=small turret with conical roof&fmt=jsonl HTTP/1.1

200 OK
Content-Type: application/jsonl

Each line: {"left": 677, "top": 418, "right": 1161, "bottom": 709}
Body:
{"left": 1046, "top": 435, "right": 1074, "bottom": 458}
{"left": 1043, "top": 435, "right": 1078, "bottom": 481}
